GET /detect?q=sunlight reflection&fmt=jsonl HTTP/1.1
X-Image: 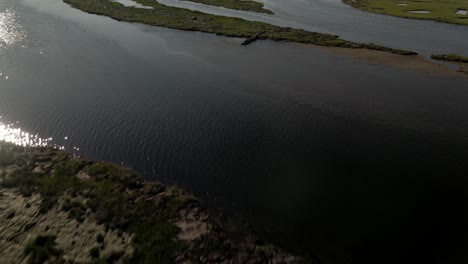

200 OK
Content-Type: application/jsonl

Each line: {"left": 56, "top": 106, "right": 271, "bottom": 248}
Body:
{"left": 0, "top": 121, "right": 52, "bottom": 147}
{"left": 0, "top": 8, "right": 25, "bottom": 48}
{"left": 0, "top": 119, "right": 81, "bottom": 152}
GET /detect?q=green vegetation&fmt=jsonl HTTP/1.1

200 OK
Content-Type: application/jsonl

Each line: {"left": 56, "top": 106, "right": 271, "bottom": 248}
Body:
{"left": 1, "top": 145, "right": 183, "bottom": 263}
{"left": 62, "top": 0, "right": 416, "bottom": 55}
{"left": 431, "top": 53, "right": 468, "bottom": 63}
{"left": 343, "top": 0, "right": 468, "bottom": 25}
{"left": 0, "top": 141, "right": 303, "bottom": 263}
{"left": 183, "top": 0, "right": 274, "bottom": 14}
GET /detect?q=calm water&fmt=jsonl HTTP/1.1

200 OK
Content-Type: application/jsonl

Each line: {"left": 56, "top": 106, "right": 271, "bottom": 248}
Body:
{"left": 1, "top": 0, "right": 467, "bottom": 263}
{"left": 158, "top": 0, "right": 468, "bottom": 56}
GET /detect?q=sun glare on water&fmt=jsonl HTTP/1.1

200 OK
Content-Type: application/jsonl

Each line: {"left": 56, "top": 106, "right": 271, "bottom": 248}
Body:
{"left": 0, "top": 121, "right": 52, "bottom": 147}
{"left": 0, "top": 118, "right": 78, "bottom": 152}
{"left": 0, "top": 8, "right": 25, "bottom": 48}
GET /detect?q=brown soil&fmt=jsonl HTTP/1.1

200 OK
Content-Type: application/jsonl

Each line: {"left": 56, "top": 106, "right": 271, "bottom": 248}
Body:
{"left": 308, "top": 44, "right": 468, "bottom": 78}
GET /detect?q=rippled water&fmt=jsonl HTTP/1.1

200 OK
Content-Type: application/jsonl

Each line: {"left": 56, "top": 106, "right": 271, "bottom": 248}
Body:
{"left": 0, "top": 8, "right": 25, "bottom": 48}
{"left": 1, "top": 0, "right": 467, "bottom": 263}
{"left": 0, "top": 118, "right": 77, "bottom": 152}
{"left": 0, "top": 120, "right": 51, "bottom": 147}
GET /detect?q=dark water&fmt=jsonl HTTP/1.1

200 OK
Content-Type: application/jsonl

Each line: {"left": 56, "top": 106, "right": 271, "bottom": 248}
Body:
{"left": 1, "top": 0, "right": 467, "bottom": 263}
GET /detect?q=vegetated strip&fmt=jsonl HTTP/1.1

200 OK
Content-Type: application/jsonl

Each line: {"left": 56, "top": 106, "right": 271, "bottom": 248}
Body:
{"left": 431, "top": 54, "right": 468, "bottom": 63}
{"left": 63, "top": 0, "right": 417, "bottom": 55}
{"left": 182, "top": 0, "right": 274, "bottom": 14}
{"left": 342, "top": 0, "right": 468, "bottom": 26}
{"left": 1, "top": 143, "right": 180, "bottom": 263}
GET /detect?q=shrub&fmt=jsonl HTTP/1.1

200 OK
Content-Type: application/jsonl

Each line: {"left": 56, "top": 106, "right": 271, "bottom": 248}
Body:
{"left": 24, "top": 235, "right": 62, "bottom": 264}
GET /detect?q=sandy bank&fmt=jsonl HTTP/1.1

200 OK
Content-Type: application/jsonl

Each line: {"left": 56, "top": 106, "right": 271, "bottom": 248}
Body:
{"left": 312, "top": 45, "right": 468, "bottom": 77}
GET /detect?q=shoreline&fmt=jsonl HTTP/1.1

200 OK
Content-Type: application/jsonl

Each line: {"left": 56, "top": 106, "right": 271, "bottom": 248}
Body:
{"left": 309, "top": 44, "right": 468, "bottom": 77}
{"left": 342, "top": 0, "right": 468, "bottom": 26}
{"left": 0, "top": 142, "right": 306, "bottom": 263}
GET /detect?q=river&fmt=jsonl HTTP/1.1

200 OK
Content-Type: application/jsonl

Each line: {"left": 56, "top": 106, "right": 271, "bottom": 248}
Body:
{"left": 157, "top": 0, "right": 468, "bottom": 57}
{"left": 0, "top": 0, "right": 467, "bottom": 263}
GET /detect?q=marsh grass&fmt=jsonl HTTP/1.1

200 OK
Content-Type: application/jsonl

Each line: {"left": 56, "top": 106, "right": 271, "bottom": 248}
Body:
{"left": 431, "top": 54, "right": 468, "bottom": 63}
{"left": 343, "top": 0, "right": 468, "bottom": 25}
{"left": 0, "top": 142, "right": 183, "bottom": 263}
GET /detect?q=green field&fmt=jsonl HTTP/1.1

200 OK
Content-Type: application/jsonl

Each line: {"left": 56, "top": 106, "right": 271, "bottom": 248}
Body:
{"left": 343, "top": 0, "right": 468, "bottom": 25}
{"left": 183, "top": 0, "right": 274, "bottom": 14}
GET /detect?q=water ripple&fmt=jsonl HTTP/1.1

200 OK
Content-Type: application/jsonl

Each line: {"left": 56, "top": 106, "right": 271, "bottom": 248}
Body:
{"left": 0, "top": 118, "right": 72, "bottom": 151}
{"left": 0, "top": 8, "right": 26, "bottom": 48}
{"left": 0, "top": 121, "right": 51, "bottom": 147}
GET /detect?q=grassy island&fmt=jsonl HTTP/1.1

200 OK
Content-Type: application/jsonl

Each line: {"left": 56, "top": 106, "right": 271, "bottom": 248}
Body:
{"left": 343, "top": 0, "right": 468, "bottom": 26}
{"left": 182, "top": 0, "right": 274, "bottom": 14}
{"left": 62, "top": 0, "right": 416, "bottom": 55}
{"left": 431, "top": 54, "right": 468, "bottom": 63}
{"left": 0, "top": 142, "right": 304, "bottom": 263}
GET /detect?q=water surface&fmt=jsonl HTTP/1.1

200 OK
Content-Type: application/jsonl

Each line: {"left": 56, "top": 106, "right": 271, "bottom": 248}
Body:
{"left": 408, "top": 10, "right": 431, "bottom": 14}
{"left": 1, "top": 0, "right": 467, "bottom": 263}
{"left": 112, "top": 0, "right": 153, "bottom": 9}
